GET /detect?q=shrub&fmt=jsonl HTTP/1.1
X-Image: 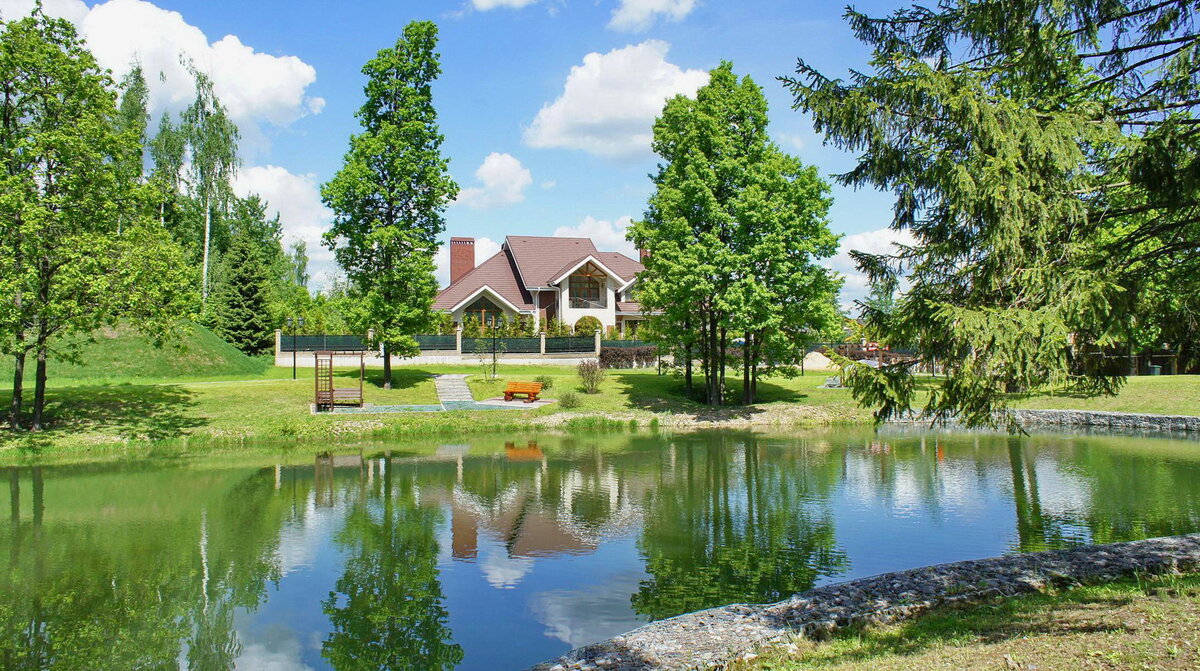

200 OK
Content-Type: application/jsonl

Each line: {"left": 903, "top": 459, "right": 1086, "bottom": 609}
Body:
{"left": 599, "top": 345, "right": 657, "bottom": 369}
{"left": 577, "top": 360, "right": 605, "bottom": 393}
{"left": 574, "top": 316, "right": 602, "bottom": 335}
{"left": 534, "top": 374, "right": 554, "bottom": 390}
{"left": 558, "top": 390, "right": 580, "bottom": 408}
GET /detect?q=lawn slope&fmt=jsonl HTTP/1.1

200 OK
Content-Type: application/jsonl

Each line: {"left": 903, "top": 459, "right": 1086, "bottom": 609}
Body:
{"left": 0, "top": 323, "right": 271, "bottom": 384}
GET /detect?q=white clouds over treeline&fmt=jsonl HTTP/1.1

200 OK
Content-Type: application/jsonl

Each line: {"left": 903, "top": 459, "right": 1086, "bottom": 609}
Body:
{"left": 0, "top": 0, "right": 324, "bottom": 148}
{"left": 524, "top": 40, "right": 707, "bottom": 158}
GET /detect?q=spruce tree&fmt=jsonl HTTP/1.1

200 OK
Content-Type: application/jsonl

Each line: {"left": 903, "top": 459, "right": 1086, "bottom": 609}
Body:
{"left": 784, "top": 0, "right": 1200, "bottom": 427}
{"left": 208, "top": 232, "right": 274, "bottom": 355}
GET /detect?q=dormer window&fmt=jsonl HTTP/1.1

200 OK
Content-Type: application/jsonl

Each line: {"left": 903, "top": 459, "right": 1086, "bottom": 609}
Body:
{"left": 568, "top": 262, "right": 607, "bottom": 309}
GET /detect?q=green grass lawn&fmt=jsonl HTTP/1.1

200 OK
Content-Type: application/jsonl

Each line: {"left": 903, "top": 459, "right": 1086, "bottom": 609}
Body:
{"left": 732, "top": 573, "right": 1200, "bottom": 670}
{"left": 0, "top": 360, "right": 867, "bottom": 457}
{"left": 4, "top": 333, "right": 1200, "bottom": 459}
{"left": 1014, "top": 375, "right": 1200, "bottom": 416}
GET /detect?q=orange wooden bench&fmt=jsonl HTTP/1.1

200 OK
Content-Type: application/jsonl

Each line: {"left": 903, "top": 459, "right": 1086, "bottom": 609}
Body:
{"left": 503, "top": 381, "right": 543, "bottom": 403}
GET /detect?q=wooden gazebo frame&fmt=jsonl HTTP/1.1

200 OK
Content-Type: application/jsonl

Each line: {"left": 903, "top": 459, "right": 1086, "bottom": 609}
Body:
{"left": 314, "top": 350, "right": 364, "bottom": 411}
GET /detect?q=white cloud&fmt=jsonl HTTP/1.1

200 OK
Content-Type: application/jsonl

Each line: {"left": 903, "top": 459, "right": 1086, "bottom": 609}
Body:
{"left": 434, "top": 236, "right": 502, "bottom": 287}
{"left": 777, "top": 132, "right": 805, "bottom": 152}
{"left": 0, "top": 0, "right": 323, "bottom": 150}
{"left": 233, "top": 165, "right": 336, "bottom": 287}
{"left": 471, "top": 0, "right": 539, "bottom": 8}
{"left": 609, "top": 0, "right": 696, "bottom": 32}
{"left": 454, "top": 153, "right": 533, "bottom": 210}
{"left": 541, "top": 180, "right": 557, "bottom": 189}
{"left": 554, "top": 215, "right": 638, "bottom": 258}
{"left": 826, "top": 227, "right": 916, "bottom": 311}
{"left": 524, "top": 40, "right": 708, "bottom": 159}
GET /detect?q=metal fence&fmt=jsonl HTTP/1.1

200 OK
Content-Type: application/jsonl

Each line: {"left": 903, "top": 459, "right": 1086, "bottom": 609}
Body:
{"left": 462, "top": 337, "right": 542, "bottom": 354}
{"left": 414, "top": 334, "right": 456, "bottom": 351}
{"left": 280, "top": 334, "right": 367, "bottom": 352}
{"left": 545, "top": 336, "right": 596, "bottom": 353}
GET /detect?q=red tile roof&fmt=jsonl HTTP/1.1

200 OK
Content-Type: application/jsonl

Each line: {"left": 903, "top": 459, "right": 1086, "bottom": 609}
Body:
{"left": 506, "top": 236, "right": 598, "bottom": 287}
{"left": 434, "top": 235, "right": 645, "bottom": 312}
{"left": 616, "top": 301, "right": 646, "bottom": 314}
{"left": 432, "top": 249, "right": 533, "bottom": 311}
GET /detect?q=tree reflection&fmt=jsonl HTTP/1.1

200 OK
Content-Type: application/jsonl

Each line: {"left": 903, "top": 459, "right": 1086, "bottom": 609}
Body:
{"left": 632, "top": 435, "right": 848, "bottom": 620}
{"left": 322, "top": 458, "right": 462, "bottom": 671}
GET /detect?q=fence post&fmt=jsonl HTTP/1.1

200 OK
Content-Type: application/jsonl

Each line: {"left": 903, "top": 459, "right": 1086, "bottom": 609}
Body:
{"left": 456, "top": 326, "right": 463, "bottom": 354}
{"left": 594, "top": 329, "right": 601, "bottom": 356}
{"left": 540, "top": 331, "right": 546, "bottom": 355}
{"left": 274, "top": 329, "right": 282, "bottom": 356}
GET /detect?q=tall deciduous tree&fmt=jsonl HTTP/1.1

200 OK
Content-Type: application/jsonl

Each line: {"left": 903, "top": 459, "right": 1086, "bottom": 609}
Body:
{"left": 784, "top": 0, "right": 1200, "bottom": 427}
{"left": 321, "top": 21, "right": 458, "bottom": 388}
{"left": 180, "top": 66, "right": 239, "bottom": 303}
{"left": 630, "top": 63, "right": 841, "bottom": 405}
{"left": 0, "top": 8, "right": 195, "bottom": 431}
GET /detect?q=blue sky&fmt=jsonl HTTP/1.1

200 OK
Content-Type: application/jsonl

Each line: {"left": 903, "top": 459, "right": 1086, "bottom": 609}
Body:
{"left": 2, "top": 0, "right": 911, "bottom": 305}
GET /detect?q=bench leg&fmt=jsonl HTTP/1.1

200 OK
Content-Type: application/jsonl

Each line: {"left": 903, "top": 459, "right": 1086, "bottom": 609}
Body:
{"left": 525, "top": 394, "right": 536, "bottom": 403}
{"left": 504, "top": 393, "right": 513, "bottom": 402}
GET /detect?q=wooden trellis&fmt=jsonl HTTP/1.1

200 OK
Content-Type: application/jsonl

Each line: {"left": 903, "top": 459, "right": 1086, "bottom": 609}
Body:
{"left": 314, "top": 350, "right": 364, "bottom": 411}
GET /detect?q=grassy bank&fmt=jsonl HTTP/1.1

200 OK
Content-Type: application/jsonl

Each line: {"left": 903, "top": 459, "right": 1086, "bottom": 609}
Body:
{"left": 734, "top": 572, "right": 1200, "bottom": 670}
{"left": 4, "top": 343, "right": 1200, "bottom": 459}
{"left": 0, "top": 364, "right": 869, "bottom": 457}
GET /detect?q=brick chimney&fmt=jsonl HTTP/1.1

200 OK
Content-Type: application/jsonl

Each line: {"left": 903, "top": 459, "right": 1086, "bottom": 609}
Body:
{"left": 639, "top": 248, "right": 650, "bottom": 262}
{"left": 450, "top": 237, "right": 475, "bottom": 285}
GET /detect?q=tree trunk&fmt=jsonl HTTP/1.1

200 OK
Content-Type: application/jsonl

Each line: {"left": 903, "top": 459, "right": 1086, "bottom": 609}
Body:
{"left": 708, "top": 312, "right": 721, "bottom": 405}
{"left": 31, "top": 345, "right": 48, "bottom": 432}
{"left": 382, "top": 342, "right": 392, "bottom": 390}
{"left": 201, "top": 195, "right": 211, "bottom": 301}
{"left": 742, "top": 331, "right": 751, "bottom": 405}
{"left": 9, "top": 352, "right": 25, "bottom": 431}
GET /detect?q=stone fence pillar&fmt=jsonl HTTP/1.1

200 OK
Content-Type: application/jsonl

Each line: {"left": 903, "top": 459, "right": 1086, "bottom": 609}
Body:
{"left": 594, "top": 329, "right": 601, "bottom": 356}
{"left": 539, "top": 331, "right": 546, "bottom": 355}
{"left": 455, "top": 326, "right": 463, "bottom": 354}
{"left": 274, "top": 329, "right": 282, "bottom": 356}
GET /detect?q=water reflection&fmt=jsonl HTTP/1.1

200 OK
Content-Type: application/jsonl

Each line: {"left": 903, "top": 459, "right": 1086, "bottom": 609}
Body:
{"left": 1, "top": 429, "right": 1199, "bottom": 670}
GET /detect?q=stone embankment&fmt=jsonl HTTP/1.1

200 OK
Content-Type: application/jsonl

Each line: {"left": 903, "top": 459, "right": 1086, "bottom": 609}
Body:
{"left": 1010, "top": 408, "right": 1200, "bottom": 433}
{"left": 526, "top": 534, "right": 1200, "bottom": 671}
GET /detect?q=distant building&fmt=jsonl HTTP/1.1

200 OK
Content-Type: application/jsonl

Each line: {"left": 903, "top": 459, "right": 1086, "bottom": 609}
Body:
{"left": 433, "top": 235, "right": 650, "bottom": 335}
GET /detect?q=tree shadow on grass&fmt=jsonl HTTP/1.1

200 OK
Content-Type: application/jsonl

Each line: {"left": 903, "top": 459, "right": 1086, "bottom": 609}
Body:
{"left": 609, "top": 371, "right": 805, "bottom": 421}
{"left": 358, "top": 368, "right": 433, "bottom": 392}
{"left": 0, "top": 384, "right": 204, "bottom": 450}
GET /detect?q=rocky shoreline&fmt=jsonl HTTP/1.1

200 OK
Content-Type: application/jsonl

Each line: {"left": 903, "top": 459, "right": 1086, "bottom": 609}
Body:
{"left": 526, "top": 533, "right": 1200, "bottom": 671}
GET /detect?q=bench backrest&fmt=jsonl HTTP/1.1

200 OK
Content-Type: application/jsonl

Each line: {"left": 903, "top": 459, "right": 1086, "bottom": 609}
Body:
{"left": 505, "top": 382, "right": 543, "bottom": 393}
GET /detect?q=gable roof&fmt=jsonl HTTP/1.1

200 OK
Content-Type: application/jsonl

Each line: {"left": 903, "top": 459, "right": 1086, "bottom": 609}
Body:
{"left": 434, "top": 235, "right": 646, "bottom": 311}
{"left": 506, "top": 236, "right": 599, "bottom": 287}
{"left": 433, "top": 249, "right": 533, "bottom": 312}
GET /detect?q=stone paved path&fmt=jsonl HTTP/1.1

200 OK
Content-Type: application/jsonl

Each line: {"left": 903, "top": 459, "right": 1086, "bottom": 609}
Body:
{"left": 433, "top": 374, "right": 475, "bottom": 404}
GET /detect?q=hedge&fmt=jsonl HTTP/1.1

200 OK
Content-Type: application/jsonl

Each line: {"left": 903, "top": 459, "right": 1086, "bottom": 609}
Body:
{"left": 599, "top": 345, "right": 657, "bottom": 369}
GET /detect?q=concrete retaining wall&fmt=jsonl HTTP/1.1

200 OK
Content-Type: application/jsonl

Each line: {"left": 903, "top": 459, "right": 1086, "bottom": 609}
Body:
{"left": 527, "top": 533, "right": 1200, "bottom": 671}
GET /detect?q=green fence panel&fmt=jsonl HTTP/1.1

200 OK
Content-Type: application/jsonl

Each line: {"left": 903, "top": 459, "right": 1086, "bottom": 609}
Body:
{"left": 461, "top": 337, "right": 541, "bottom": 354}
{"left": 544, "top": 337, "right": 595, "bottom": 353}
{"left": 414, "top": 335, "right": 456, "bottom": 351}
{"left": 280, "top": 334, "right": 367, "bottom": 352}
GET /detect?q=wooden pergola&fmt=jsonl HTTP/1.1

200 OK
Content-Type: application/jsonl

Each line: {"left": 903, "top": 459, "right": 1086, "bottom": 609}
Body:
{"left": 314, "top": 350, "right": 364, "bottom": 411}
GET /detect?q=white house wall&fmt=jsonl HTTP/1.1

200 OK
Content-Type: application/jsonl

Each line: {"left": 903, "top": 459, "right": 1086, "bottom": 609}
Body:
{"left": 557, "top": 276, "right": 618, "bottom": 329}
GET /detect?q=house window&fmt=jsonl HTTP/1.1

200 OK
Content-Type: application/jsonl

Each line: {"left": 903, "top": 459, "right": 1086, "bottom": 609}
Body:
{"left": 463, "top": 296, "right": 505, "bottom": 327}
{"left": 569, "top": 263, "right": 606, "bottom": 309}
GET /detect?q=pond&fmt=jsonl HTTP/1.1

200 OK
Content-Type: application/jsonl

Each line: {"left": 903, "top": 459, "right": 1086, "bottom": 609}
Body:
{"left": 3, "top": 428, "right": 1200, "bottom": 670}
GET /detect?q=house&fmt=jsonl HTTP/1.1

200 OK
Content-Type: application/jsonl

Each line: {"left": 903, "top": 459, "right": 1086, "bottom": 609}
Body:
{"left": 433, "top": 235, "right": 649, "bottom": 335}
